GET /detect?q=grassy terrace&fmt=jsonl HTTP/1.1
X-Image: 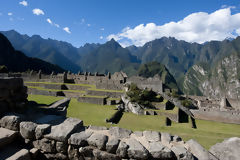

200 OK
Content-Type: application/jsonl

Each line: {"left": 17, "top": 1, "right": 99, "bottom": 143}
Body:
{"left": 25, "top": 81, "right": 124, "bottom": 93}
{"left": 28, "top": 94, "right": 240, "bottom": 150}
{"left": 28, "top": 86, "right": 86, "bottom": 94}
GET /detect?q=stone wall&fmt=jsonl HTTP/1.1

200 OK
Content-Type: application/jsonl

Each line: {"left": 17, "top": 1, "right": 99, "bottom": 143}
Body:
{"left": 190, "top": 109, "right": 240, "bottom": 124}
{"left": 86, "top": 90, "right": 123, "bottom": 98}
{"left": 78, "top": 97, "right": 107, "bottom": 105}
{"left": 0, "top": 78, "right": 28, "bottom": 115}
{"left": 0, "top": 114, "right": 212, "bottom": 160}
{"left": 127, "top": 75, "right": 163, "bottom": 93}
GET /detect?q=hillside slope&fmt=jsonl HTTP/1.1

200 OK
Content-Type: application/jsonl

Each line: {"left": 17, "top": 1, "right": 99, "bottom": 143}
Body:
{"left": 0, "top": 33, "right": 64, "bottom": 74}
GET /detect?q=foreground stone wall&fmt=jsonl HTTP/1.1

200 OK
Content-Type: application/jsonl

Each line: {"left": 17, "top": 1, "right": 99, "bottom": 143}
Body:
{"left": 0, "top": 114, "right": 214, "bottom": 160}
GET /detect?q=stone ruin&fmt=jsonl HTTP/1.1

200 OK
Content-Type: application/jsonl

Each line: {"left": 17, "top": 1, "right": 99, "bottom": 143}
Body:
{"left": 188, "top": 95, "right": 240, "bottom": 124}
{"left": 1, "top": 77, "right": 239, "bottom": 159}
{"left": 3, "top": 70, "right": 163, "bottom": 92}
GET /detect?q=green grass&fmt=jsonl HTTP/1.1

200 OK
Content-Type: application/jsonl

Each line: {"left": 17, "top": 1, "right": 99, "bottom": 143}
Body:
{"left": 28, "top": 86, "right": 86, "bottom": 93}
{"left": 28, "top": 94, "right": 240, "bottom": 150}
{"left": 25, "top": 81, "right": 124, "bottom": 93}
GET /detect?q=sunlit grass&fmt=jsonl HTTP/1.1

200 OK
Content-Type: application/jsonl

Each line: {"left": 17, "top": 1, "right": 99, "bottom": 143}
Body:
{"left": 28, "top": 94, "right": 240, "bottom": 149}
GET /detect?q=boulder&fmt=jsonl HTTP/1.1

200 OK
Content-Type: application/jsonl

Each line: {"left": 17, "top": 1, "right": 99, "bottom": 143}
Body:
{"left": 6, "top": 149, "right": 31, "bottom": 160}
{"left": 45, "top": 117, "right": 83, "bottom": 142}
{"left": 209, "top": 137, "right": 240, "bottom": 160}
{"left": 106, "top": 137, "right": 120, "bottom": 153}
{"left": 161, "top": 132, "right": 172, "bottom": 146}
{"left": 68, "top": 131, "right": 92, "bottom": 146}
{"left": 0, "top": 127, "right": 18, "bottom": 149}
{"left": 171, "top": 145, "right": 194, "bottom": 160}
{"left": 0, "top": 114, "right": 21, "bottom": 131}
{"left": 109, "top": 127, "right": 132, "bottom": 139}
{"left": 185, "top": 139, "right": 210, "bottom": 160}
{"left": 121, "top": 95, "right": 144, "bottom": 115}
{"left": 48, "top": 98, "right": 71, "bottom": 109}
{"left": 149, "top": 141, "right": 174, "bottom": 159}
{"left": 35, "top": 124, "right": 51, "bottom": 139}
{"left": 32, "top": 138, "right": 56, "bottom": 153}
{"left": 20, "top": 121, "right": 37, "bottom": 140}
{"left": 143, "top": 130, "right": 161, "bottom": 142}
{"left": 93, "top": 149, "right": 121, "bottom": 160}
{"left": 127, "top": 138, "right": 149, "bottom": 159}
{"left": 116, "top": 141, "right": 129, "bottom": 158}
{"left": 87, "top": 133, "right": 108, "bottom": 150}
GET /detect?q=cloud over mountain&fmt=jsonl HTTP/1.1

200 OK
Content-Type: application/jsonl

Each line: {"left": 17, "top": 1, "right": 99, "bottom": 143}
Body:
{"left": 108, "top": 7, "right": 240, "bottom": 47}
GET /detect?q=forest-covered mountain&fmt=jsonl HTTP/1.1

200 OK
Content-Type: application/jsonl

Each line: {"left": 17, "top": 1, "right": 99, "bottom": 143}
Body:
{"left": 2, "top": 30, "right": 240, "bottom": 97}
{"left": 0, "top": 33, "right": 64, "bottom": 74}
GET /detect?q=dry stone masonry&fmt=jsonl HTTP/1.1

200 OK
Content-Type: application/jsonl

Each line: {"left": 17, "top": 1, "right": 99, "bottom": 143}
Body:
{"left": 0, "top": 77, "right": 239, "bottom": 159}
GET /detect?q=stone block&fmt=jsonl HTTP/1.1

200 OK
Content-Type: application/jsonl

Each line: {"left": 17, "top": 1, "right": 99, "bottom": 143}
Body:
{"left": 127, "top": 138, "right": 149, "bottom": 159}
{"left": 6, "top": 149, "right": 31, "bottom": 160}
{"left": 109, "top": 127, "right": 132, "bottom": 139}
{"left": 143, "top": 130, "right": 161, "bottom": 142}
{"left": 20, "top": 121, "right": 37, "bottom": 140}
{"left": 87, "top": 133, "right": 108, "bottom": 150}
{"left": 0, "top": 128, "right": 18, "bottom": 149}
{"left": 45, "top": 117, "right": 83, "bottom": 142}
{"left": 68, "top": 131, "right": 92, "bottom": 146}
{"left": 0, "top": 114, "right": 21, "bottom": 131}
{"left": 106, "top": 137, "right": 120, "bottom": 153}
{"left": 32, "top": 138, "right": 56, "bottom": 153}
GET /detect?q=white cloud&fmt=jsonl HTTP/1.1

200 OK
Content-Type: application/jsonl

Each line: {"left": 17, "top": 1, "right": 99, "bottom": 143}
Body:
{"left": 54, "top": 23, "right": 60, "bottom": 28}
{"left": 107, "top": 8, "right": 240, "bottom": 46}
{"left": 32, "top": 8, "right": 44, "bottom": 15}
{"left": 100, "top": 28, "right": 104, "bottom": 31}
{"left": 19, "top": 0, "right": 28, "bottom": 6}
{"left": 46, "top": 18, "right": 52, "bottom": 24}
{"left": 99, "top": 36, "right": 103, "bottom": 39}
{"left": 87, "top": 24, "right": 91, "bottom": 27}
{"left": 8, "top": 12, "right": 13, "bottom": 16}
{"left": 46, "top": 18, "right": 60, "bottom": 28}
{"left": 63, "top": 27, "right": 71, "bottom": 34}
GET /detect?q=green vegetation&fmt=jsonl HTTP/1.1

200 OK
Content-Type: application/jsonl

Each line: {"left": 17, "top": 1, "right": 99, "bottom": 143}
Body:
{"left": 25, "top": 81, "right": 123, "bottom": 93}
{"left": 28, "top": 94, "right": 240, "bottom": 149}
{"left": 28, "top": 86, "right": 86, "bottom": 94}
{"left": 126, "top": 83, "right": 160, "bottom": 108}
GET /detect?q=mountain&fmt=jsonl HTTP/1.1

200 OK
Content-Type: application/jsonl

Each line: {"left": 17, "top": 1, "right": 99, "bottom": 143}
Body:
{"left": 78, "top": 39, "right": 140, "bottom": 75}
{"left": 0, "top": 33, "right": 64, "bottom": 74}
{"left": 128, "top": 37, "right": 237, "bottom": 89}
{"left": 137, "top": 61, "right": 179, "bottom": 91}
{"left": 1, "top": 30, "right": 81, "bottom": 73}
{"left": 183, "top": 37, "right": 240, "bottom": 98}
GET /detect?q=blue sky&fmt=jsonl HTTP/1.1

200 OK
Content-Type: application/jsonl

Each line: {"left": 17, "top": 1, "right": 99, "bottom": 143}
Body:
{"left": 0, "top": 0, "right": 240, "bottom": 47}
